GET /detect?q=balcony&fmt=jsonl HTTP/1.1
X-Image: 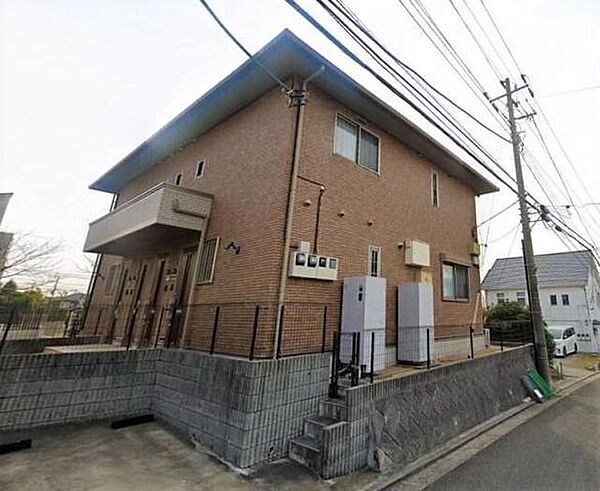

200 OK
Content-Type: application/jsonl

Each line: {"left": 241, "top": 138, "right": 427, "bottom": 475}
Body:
{"left": 84, "top": 183, "right": 212, "bottom": 256}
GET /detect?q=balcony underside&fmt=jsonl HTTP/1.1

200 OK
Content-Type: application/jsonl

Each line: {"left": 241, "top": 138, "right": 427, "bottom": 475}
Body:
{"left": 86, "top": 223, "right": 201, "bottom": 256}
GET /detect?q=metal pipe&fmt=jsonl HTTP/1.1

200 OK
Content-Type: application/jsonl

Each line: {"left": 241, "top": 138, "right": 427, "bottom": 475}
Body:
{"left": 273, "top": 66, "right": 324, "bottom": 358}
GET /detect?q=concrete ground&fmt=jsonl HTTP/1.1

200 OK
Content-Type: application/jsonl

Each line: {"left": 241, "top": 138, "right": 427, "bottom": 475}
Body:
{"left": 0, "top": 420, "right": 366, "bottom": 491}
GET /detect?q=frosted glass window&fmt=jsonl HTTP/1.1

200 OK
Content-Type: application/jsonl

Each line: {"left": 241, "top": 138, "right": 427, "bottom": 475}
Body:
{"left": 334, "top": 116, "right": 358, "bottom": 162}
{"left": 359, "top": 129, "right": 379, "bottom": 172}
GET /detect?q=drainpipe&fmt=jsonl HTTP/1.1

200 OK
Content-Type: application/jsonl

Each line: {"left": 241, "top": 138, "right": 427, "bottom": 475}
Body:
{"left": 273, "top": 66, "right": 324, "bottom": 359}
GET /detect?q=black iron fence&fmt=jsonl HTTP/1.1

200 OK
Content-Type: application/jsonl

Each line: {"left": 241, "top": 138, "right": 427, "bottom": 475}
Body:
{"left": 0, "top": 303, "right": 96, "bottom": 355}
{"left": 327, "top": 320, "right": 534, "bottom": 396}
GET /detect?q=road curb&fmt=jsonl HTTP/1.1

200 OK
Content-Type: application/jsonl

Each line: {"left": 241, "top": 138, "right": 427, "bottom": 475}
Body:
{"left": 363, "top": 371, "right": 599, "bottom": 491}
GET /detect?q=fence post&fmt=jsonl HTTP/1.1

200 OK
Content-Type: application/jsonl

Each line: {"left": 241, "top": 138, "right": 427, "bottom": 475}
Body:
{"left": 93, "top": 308, "right": 102, "bottom": 336}
{"left": 328, "top": 332, "right": 339, "bottom": 398}
{"left": 154, "top": 307, "right": 165, "bottom": 349}
{"left": 276, "top": 305, "right": 284, "bottom": 359}
{"left": 370, "top": 331, "right": 375, "bottom": 384}
{"left": 500, "top": 323, "right": 504, "bottom": 352}
{"left": 0, "top": 307, "right": 16, "bottom": 355}
{"left": 469, "top": 325, "right": 475, "bottom": 359}
{"left": 426, "top": 327, "right": 431, "bottom": 370}
{"left": 210, "top": 306, "right": 220, "bottom": 354}
{"left": 249, "top": 305, "right": 260, "bottom": 360}
{"left": 321, "top": 305, "right": 328, "bottom": 353}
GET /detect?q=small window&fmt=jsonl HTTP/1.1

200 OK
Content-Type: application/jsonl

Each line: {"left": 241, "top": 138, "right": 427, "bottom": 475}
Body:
{"left": 334, "top": 115, "right": 380, "bottom": 172}
{"left": 174, "top": 173, "right": 183, "bottom": 186}
{"left": 442, "top": 262, "right": 469, "bottom": 300}
{"left": 197, "top": 237, "right": 219, "bottom": 284}
{"left": 516, "top": 291, "right": 526, "bottom": 306}
{"left": 562, "top": 294, "right": 570, "bottom": 306}
{"left": 368, "top": 246, "right": 381, "bottom": 277}
{"left": 550, "top": 294, "right": 557, "bottom": 306}
{"left": 496, "top": 292, "right": 505, "bottom": 304}
{"left": 431, "top": 172, "right": 439, "bottom": 207}
{"left": 195, "top": 160, "right": 206, "bottom": 179}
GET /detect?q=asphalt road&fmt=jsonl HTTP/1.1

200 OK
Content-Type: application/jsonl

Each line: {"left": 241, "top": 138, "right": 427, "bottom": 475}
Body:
{"left": 427, "top": 377, "right": 600, "bottom": 491}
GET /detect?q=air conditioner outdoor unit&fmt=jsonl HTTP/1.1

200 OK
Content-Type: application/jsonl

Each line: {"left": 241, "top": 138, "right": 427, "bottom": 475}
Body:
{"left": 405, "top": 240, "right": 430, "bottom": 267}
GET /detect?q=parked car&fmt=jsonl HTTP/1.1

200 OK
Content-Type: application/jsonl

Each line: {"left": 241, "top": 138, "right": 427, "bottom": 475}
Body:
{"left": 549, "top": 326, "right": 578, "bottom": 357}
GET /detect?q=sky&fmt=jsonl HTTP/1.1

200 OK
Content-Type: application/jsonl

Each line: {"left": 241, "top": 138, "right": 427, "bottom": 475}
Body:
{"left": 1, "top": 0, "right": 599, "bottom": 293}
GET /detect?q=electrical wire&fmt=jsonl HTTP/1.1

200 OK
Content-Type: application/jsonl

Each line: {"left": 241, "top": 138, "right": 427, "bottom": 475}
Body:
{"left": 476, "top": 200, "right": 518, "bottom": 228}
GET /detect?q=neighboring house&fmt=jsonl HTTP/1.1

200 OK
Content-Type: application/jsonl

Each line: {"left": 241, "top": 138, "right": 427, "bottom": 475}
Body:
{"left": 482, "top": 250, "right": 600, "bottom": 353}
{"left": 0, "top": 193, "right": 14, "bottom": 281}
{"left": 82, "top": 30, "right": 496, "bottom": 362}
{"left": 57, "top": 292, "right": 87, "bottom": 311}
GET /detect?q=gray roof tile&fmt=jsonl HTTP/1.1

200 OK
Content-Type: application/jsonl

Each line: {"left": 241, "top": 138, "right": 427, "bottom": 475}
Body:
{"left": 482, "top": 250, "right": 594, "bottom": 290}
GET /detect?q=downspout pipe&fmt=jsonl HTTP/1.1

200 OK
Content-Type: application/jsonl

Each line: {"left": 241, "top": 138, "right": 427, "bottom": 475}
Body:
{"left": 273, "top": 66, "right": 324, "bottom": 359}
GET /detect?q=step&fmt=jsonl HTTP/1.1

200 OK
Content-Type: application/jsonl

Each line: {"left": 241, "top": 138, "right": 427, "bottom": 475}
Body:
{"left": 289, "top": 435, "right": 322, "bottom": 474}
{"left": 304, "top": 416, "right": 338, "bottom": 442}
{"left": 319, "top": 398, "right": 347, "bottom": 420}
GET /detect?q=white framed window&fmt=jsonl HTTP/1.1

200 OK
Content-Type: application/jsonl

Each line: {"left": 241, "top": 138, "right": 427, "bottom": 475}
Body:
{"left": 516, "top": 291, "right": 526, "bottom": 306}
{"left": 431, "top": 171, "right": 439, "bottom": 207}
{"left": 496, "top": 292, "right": 505, "bottom": 304}
{"left": 368, "top": 245, "right": 381, "bottom": 277}
{"left": 197, "top": 237, "right": 219, "bottom": 284}
{"left": 174, "top": 173, "right": 183, "bottom": 186}
{"left": 562, "top": 294, "right": 570, "bottom": 306}
{"left": 442, "top": 262, "right": 469, "bottom": 300}
{"left": 195, "top": 159, "right": 206, "bottom": 179}
{"left": 550, "top": 294, "right": 557, "bottom": 305}
{"left": 334, "top": 114, "right": 380, "bottom": 173}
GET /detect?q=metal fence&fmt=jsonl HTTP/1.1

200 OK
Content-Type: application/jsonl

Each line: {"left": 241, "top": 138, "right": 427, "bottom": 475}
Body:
{"left": 0, "top": 304, "right": 94, "bottom": 355}
{"left": 327, "top": 320, "right": 534, "bottom": 395}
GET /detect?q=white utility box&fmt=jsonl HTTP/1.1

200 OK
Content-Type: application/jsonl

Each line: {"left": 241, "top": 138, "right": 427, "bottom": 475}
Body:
{"left": 341, "top": 276, "right": 386, "bottom": 372}
{"left": 404, "top": 240, "right": 430, "bottom": 267}
{"left": 289, "top": 251, "right": 338, "bottom": 281}
{"left": 397, "top": 282, "right": 434, "bottom": 364}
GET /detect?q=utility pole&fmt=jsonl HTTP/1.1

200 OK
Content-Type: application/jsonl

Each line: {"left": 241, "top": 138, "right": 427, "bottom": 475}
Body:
{"left": 501, "top": 77, "right": 551, "bottom": 382}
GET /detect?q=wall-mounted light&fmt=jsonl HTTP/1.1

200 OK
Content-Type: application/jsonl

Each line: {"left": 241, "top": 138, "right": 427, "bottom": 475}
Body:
{"left": 225, "top": 241, "right": 241, "bottom": 255}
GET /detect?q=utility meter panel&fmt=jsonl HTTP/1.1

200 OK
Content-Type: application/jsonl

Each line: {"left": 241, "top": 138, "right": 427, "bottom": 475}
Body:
{"left": 341, "top": 276, "right": 386, "bottom": 371}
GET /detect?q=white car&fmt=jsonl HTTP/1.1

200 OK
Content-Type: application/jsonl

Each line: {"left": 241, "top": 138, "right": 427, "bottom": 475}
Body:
{"left": 549, "top": 326, "right": 578, "bottom": 357}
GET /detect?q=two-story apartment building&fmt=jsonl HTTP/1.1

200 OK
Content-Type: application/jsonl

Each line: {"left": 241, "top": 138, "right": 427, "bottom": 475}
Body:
{"left": 82, "top": 30, "right": 496, "bottom": 361}
{"left": 482, "top": 250, "right": 600, "bottom": 353}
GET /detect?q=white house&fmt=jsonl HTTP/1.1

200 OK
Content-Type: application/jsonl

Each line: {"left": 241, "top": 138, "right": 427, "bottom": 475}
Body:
{"left": 482, "top": 250, "right": 600, "bottom": 353}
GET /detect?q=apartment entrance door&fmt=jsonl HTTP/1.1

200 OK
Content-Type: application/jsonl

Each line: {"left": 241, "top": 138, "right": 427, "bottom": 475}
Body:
{"left": 123, "top": 262, "right": 149, "bottom": 348}
{"left": 165, "top": 250, "right": 195, "bottom": 347}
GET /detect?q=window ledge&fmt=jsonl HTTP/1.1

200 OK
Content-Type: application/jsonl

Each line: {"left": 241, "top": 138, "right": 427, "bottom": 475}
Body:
{"left": 442, "top": 297, "right": 470, "bottom": 303}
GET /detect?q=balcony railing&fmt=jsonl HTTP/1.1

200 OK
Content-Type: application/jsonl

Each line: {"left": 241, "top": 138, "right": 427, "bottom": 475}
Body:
{"left": 84, "top": 182, "right": 212, "bottom": 255}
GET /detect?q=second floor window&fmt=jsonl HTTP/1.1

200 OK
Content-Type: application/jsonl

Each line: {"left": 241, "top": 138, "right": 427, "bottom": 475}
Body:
{"left": 368, "top": 246, "right": 381, "bottom": 277}
{"left": 516, "top": 291, "right": 526, "bottom": 306}
{"left": 496, "top": 292, "right": 505, "bottom": 304}
{"left": 431, "top": 172, "right": 439, "bottom": 207}
{"left": 334, "top": 115, "right": 380, "bottom": 173}
{"left": 562, "top": 294, "right": 570, "bottom": 306}
{"left": 550, "top": 294, "right": 557, "bottom": 305}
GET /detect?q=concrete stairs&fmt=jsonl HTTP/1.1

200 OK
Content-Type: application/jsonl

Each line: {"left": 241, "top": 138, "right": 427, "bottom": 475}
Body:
{"left": 288, "top": 388, "right": 348, "bottom": 475}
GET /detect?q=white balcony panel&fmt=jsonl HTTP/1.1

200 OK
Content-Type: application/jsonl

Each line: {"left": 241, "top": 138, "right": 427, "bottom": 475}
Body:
{"left": 84, "top": 183, "right": 212, "bottom": 256}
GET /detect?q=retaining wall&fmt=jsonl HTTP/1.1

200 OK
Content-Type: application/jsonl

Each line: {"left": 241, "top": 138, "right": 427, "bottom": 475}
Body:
{"left": 0, "top": 348, "right": 329, "bottom": 470}
{"left": 320, "top": 345, "right": 535, "bottom": 478}
{"left": 0, "top": 349, "right": 156, "bottom": 431}
{"left": 154, "top": 350, "right": 330, "bottom": 467}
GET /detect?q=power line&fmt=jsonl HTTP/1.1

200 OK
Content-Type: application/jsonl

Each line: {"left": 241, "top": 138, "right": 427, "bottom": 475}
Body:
{"left": 540, "top": 84, "right": 600, "bottom": 98}
{"left": 477, "top": 199, "right": 518, "bottom": 227}
{"left": 198, "top": 0, "right": 291, "bottom": 92}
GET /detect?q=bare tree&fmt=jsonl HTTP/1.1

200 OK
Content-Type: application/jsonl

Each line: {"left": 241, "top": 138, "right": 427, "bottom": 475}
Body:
{"left": 0, "top": 233, "right": 63, "bottom": 281}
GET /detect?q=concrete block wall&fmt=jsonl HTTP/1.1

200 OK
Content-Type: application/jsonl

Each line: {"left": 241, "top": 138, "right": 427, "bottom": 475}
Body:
{"left": 320, "top": 345, "right": 535, "bottom": 478}
{"left": 0, "top": 350, "right": 157, "bottom": 431}
{"left": 153, "top": 350, "right": 330, "bottom": 468}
